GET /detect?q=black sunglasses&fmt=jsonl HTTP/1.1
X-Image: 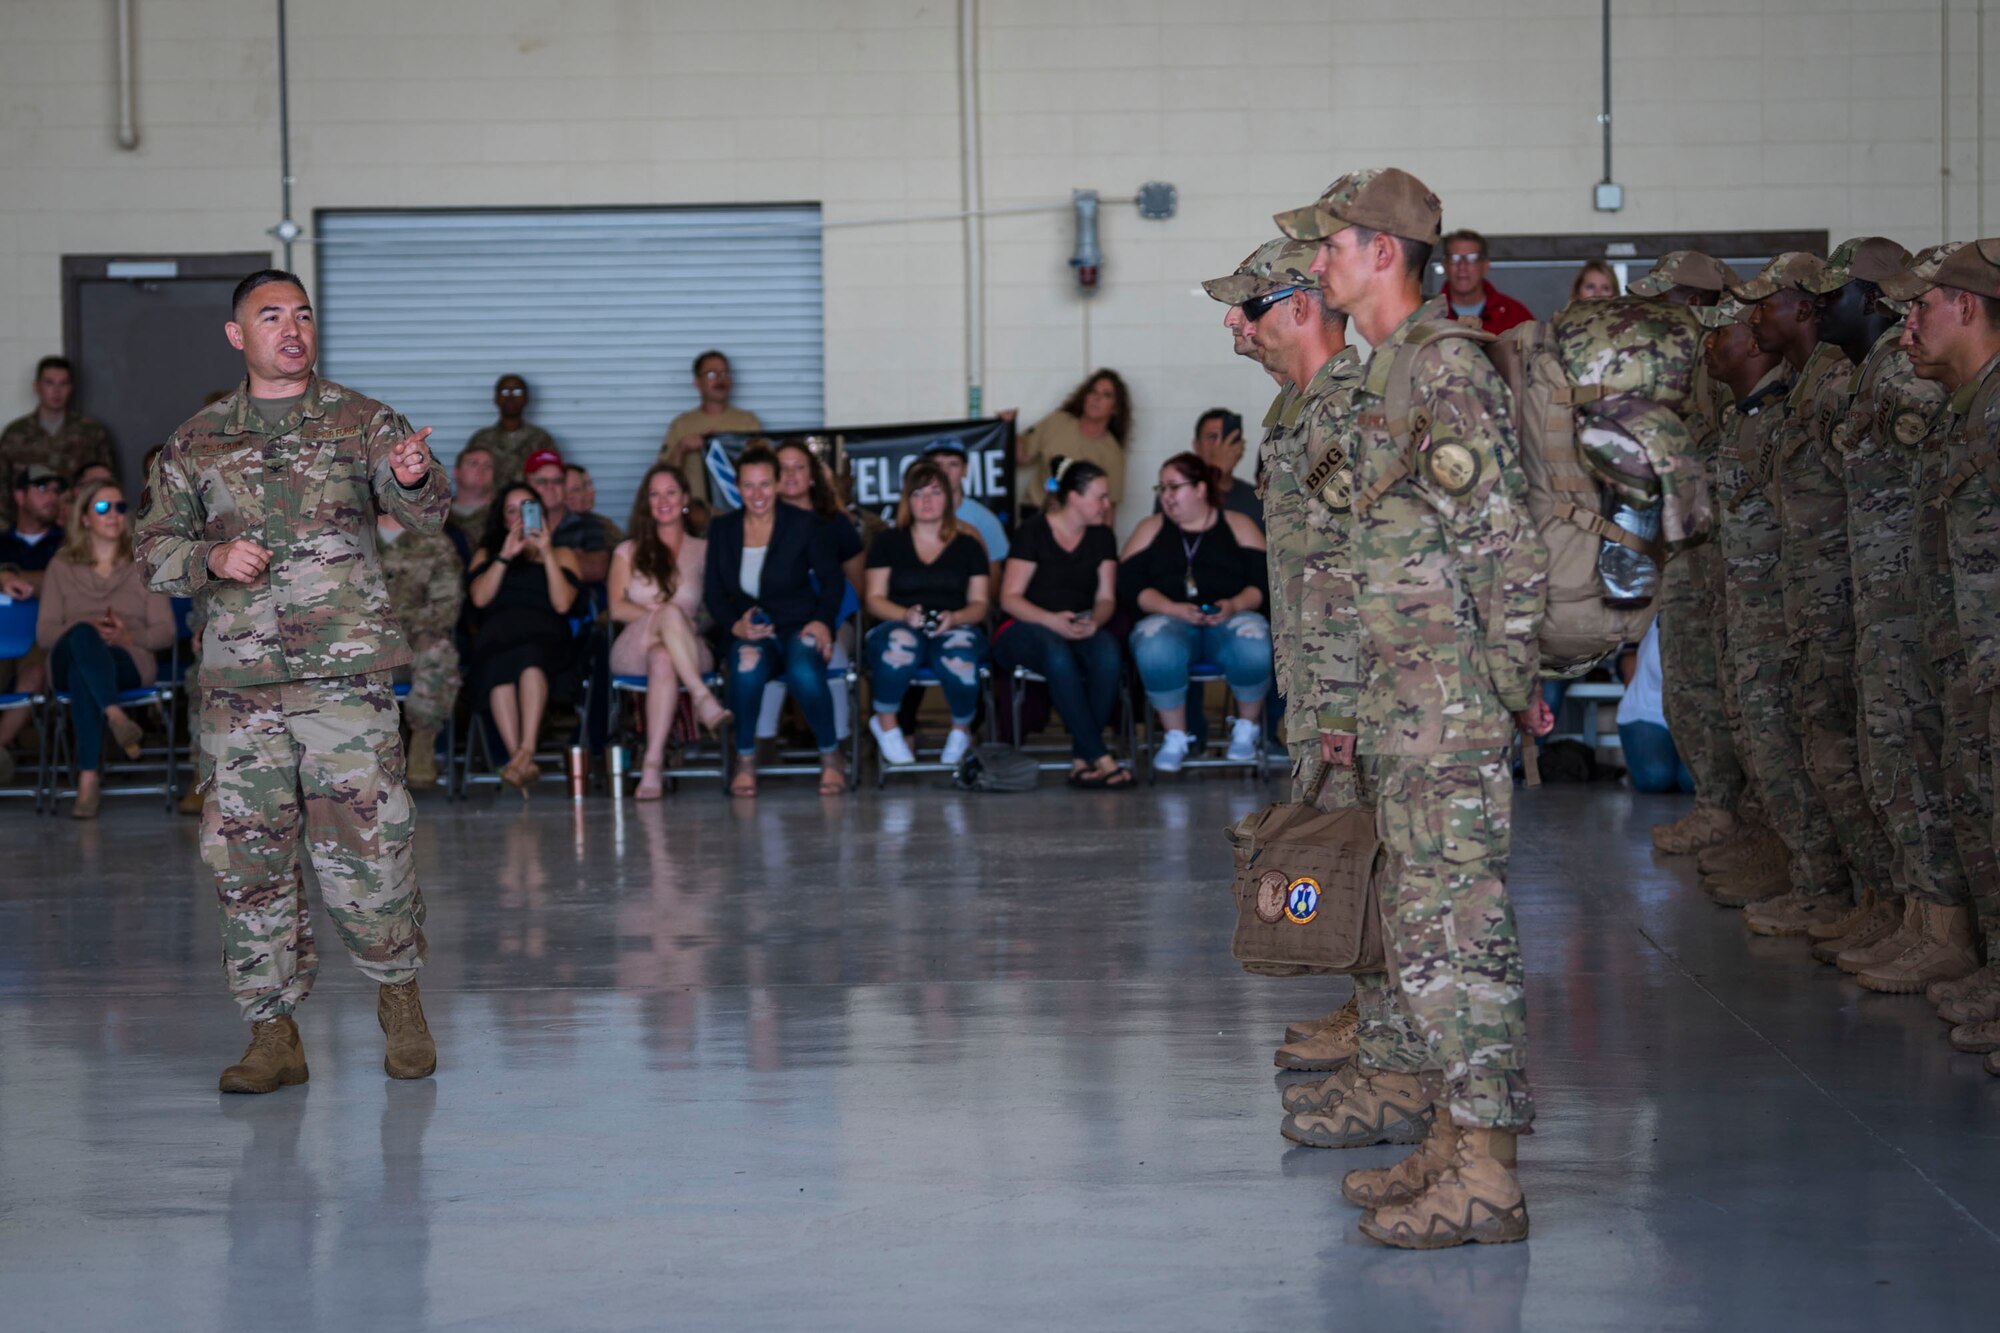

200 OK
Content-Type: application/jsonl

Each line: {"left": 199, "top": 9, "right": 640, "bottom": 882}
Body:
{"left": 91, "top": 499, "right": 129, "bottom": 515}
{"left": 1241, "top": 286, "right": 1300, "bottom": 321}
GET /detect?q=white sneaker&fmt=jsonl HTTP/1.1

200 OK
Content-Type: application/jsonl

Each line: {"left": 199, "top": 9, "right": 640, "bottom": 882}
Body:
{"left": 1155, "top": 729, "right": 1194, "bottom": 773}
{"left": 1227, "top": 717, "right": 1262, "bottom": 763}
{"left": 869, "top": 715, "right": 916, "bottom": 766}
{"left": 938, "top": 730, "right": 973, "bottom": 767}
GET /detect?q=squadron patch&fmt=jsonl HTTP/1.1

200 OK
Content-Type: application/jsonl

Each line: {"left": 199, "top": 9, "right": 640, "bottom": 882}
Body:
{"left": 1893, "top": 410, "right": 1929, "bottom": 446}
{"left": 1283, "top": 877, "right": 1321, "bottom": 925}
{"left": 1318, "top": 468, "right": 1354, "bottom": 512}
{"left": 1424, "top": 441, "right": 1481, "bottom": 496}
{"left": 1255, "top": 871, "right": 1289, "bottom": 924}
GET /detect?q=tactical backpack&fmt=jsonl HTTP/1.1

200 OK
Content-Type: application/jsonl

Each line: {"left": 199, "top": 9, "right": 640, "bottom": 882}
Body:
{"left": 953, "top": 743, "right": 1041, "bottom": 793}
{"left": 1361, "top": 298, "right": 1711, "bottom": 680}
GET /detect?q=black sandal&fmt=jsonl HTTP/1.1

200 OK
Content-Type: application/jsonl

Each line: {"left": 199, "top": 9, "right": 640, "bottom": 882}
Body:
{"left": 1100, "top": 765, "right": 1135, "bottom": 790}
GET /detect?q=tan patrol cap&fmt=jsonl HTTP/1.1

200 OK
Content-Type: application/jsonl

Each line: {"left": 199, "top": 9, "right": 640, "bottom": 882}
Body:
{"left": 1201, "top": 238, "right": 1319, "bottom": 304}
{"left": 1728, "top": 251, "right": 1829, "bottom": 302}
{"left": 1273, "top": 168, "right": 1443, "bottom": 247}
{"left": 1628, "top": 251, "right": 1738, "bottom": 297}
{"left": 1693, "top": 297, "right": 1750, "bottom": 329}
{"left": 1879, "top": 239, "right": 2000, "bottom": 301}
{"left": 1815, "top": 235, "right": 1912, "bottom": 289}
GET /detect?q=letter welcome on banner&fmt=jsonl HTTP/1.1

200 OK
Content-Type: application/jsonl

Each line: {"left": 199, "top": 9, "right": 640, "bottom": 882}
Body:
{"left": 703, "top": 418, "right": 1016, "bottom": 521}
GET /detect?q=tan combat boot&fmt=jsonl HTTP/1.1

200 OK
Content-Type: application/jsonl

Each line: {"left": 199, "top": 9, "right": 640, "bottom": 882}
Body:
{"left": 406, "top": 728, "right": 440, "bottom": 789}
{"left": 1342, "top": 1101, "right": 1461, "bottom": 1210}
{"left": 1698, "top": 822, "right": 1780, "bottom": 876}
{"left": 1836, "top": 896, "right": 1922, "bottom": 973}
{"left": 1855, "top": 900, "right": 1978, "bottom": 994}
{"left": 1274, "top": 1000, "right": 1359, "bottom": 1071}
{"left": 1743, "top": 890, "right": 1852, "bottom": 938}
{"left": 1358, "top": 1126, "right": 1529, "bottom": 1249}
{"left": 1284, "top": 994, "right": 1357, "bottom": 1045}
{"left": 1281, "top": 1063, "right": 1358, "bottom": 1115}
{"left": 219, "top": 1014, "right": 309, "bottom": 1094}
{"left": 1651, "top": 803, "right": 1737, "bottom": 855}
{"left": 1815, "top": 893, "right": 1903, "bottom": 965}
{"left": 378, "top": 979, "right": 437, "bottom": 1079}
{"left": 1703, "top": 855, "right": 1790, "bottom": 908}
{"left": 1808, "top": 888, "right": 1878, "bottom": 943}
{"left": 1930, "top": 963, "right": 2000, "bottom": 1022}
{"left": 177, "top": 782, "right": 204, "bottom": 817}
{"left": 1948, "top": 1019, "right": 2000, "bottom": 1053}
{"left": 1280, "top": 1069, "right": 1436, "bottom": 1149}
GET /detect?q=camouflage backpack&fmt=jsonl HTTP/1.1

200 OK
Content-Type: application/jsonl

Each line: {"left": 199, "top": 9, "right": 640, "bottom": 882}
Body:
{"left": 1369, "top": 297, "right": 1710, "bottom": 679}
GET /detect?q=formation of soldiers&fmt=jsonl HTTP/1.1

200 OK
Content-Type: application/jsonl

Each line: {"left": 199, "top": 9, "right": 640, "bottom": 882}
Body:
{"left": 1206, "top": 168, "right": 1551, "bottom": 1251}
{"left": 1651, "top": 238, "right": 2000, "bottom": 1078}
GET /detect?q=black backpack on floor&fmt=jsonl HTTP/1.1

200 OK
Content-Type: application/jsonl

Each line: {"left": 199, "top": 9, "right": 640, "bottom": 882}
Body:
{"left": 954, "top": 744, "right": 1041, "bottom": 793}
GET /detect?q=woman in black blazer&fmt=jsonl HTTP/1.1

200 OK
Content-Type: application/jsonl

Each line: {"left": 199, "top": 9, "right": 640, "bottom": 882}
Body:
{"left": 703, "top": 442, "right": 847, "bottom": 795}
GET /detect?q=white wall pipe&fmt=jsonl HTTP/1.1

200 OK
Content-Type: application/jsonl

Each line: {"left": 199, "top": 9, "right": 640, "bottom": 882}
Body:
{"left": 115, "top": 0, "right": 139, "bottom": 150}
{"left": 959, "top": 0, "right": 986, "bottom": 417}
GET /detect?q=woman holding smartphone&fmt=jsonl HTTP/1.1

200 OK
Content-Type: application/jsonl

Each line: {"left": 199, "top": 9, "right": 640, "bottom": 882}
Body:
{"left": 468, "top": 482, "right": 583, "bottom": 792}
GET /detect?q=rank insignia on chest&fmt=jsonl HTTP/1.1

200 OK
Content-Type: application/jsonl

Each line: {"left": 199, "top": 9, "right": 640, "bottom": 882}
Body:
{"left": 1424, "top": 441, "right": 1481, "bottom": 496}
{"left": 1893, "top": 411, "right": 1929, "bottom": 446}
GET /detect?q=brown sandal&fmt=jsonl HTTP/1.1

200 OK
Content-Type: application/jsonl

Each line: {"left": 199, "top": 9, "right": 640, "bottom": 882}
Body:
{"left": 695, "top": 694, "right": 734, "bottom": 738}
{"left": 729, "top": 759, "right": 758, "bottom": 798}
{"left": 818, "top": 762, "right": 849, "bottom": 796}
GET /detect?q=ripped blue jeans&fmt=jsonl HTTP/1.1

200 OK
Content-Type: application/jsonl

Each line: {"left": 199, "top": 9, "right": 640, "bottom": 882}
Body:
{"left": 1129, "top": 612, "right": 1271, "bottom": 712}
{"left": 866, "top": 622, "right": 987, "bottom": 726}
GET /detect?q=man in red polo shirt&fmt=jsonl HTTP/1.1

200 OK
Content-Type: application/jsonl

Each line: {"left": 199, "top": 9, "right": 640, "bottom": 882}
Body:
{"left": 1439, "top": 229, "right": 1533, "bottom": 333}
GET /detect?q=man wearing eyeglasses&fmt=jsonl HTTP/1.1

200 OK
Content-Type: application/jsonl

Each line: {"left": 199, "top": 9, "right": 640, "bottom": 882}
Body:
{"left": 0, "top": 356, "right": 117, "bottom": 529}
{"left": 659, "top": 349, "right": 761, "bottom": 516}
{"left": 463, "top": 373, "right": 555, "bottom": 488}
{"left": 1438, "top": 229, "right": 1532, "bottom": 334}
{"left": 136, "top": 268, "right": 450, "bottom": 1096}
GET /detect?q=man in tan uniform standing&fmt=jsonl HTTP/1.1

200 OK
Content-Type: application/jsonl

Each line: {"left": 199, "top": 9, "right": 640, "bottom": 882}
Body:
{"left": 660, "top": 350, "right": 761, "bottom": 514}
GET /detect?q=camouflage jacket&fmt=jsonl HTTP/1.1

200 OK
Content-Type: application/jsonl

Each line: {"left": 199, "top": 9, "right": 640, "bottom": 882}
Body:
{"left": 378, "top": 522, "right": 464, "bottom": 649}
{"left": 1770, "top": 342, "right": 1858, "bottom": 649}
{"left": 136, "top": 375, "right": 451, "bottom": 688}
{"left": 0, "top": 410, "right": 117, "bottom": 526}
{"left": 1350, "top": 307, "right": 1549, "bottom": 757}
{"left": 465, "top": 421, "right": 555, "bottom": 486}
{"left": 1260, "top": 347, "right": 1365, "bottom": 741}
{"left": 1836, "top": 325, "right": 1946, "bottom": 627}
{"left": 1935, "top": 349, "right": 2000, "bottom": 692}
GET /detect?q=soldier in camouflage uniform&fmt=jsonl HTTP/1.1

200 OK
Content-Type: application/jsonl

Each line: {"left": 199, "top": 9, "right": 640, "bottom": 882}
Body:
{"left": 377, "top": 515, "right": 463, "bottom": 789}
{"left": 0, "top": 356, "right": 117, "bottom": 527}
{"left": 1276, "top": 169, "right": 1549, "bottom": 1249}
{"left": 136, "top": 269, "right": 447, "bottom": 1094}
{"left": 464, "top": 374, "right": 556, "bottom": 487}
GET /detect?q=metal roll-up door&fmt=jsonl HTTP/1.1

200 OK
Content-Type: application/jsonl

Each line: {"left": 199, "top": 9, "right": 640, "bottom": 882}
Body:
{"left": 315, "top": 205, "right": 824, "bottom": 521}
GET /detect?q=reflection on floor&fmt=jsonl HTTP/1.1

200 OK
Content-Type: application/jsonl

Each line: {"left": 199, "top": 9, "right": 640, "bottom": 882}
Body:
{"left": 0, "top": 782, "right": 1994, "bottom": 1331}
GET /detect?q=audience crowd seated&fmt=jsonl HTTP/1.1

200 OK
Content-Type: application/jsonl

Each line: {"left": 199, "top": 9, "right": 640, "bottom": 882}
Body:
{"left": 34, "top": 478, "right": 174, "bottom": 817}
{"left": 0, "top": 463, "right": 67, "bottom": 779}
{"left": 1120, "top": 453, "right": 1272, "bottom": 773}
{"left": 523, "top": 447, "right": 612, "bottom": 586}
{"left": 467, "top": 482, "right": 583, "bottom": 794}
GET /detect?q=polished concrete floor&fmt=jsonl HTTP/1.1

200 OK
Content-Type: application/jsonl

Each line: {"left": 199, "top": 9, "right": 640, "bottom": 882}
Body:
{"left": 1, "top": 778, "right": 1996, "bottom": 1332}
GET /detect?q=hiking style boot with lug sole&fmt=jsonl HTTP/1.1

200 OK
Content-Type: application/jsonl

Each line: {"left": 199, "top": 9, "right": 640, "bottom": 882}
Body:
{"left": 1274, "top": 1003, "right": 1359, "bottom": 1071}
{"left": 1823, "top": 896, "right": 1908, "bottom": 967}
{"left": 1808, "top": 889, "right": 1878, "bottom": 944}
{"left": 1281, "top": 1063, "right": 1359, "bottom": 1115}
{"left": 1949, "top": 1019, "right": 2000, "bottom": 1053}
{"left": 1931, "top": 964, "right": 2000, "bottom": 1023}
{"left": 1342, "top": 1101, "right": 1461, "bottom": 1210}
{"left": 1284, "top": 995, "right": 1357, "bottom": 1046}
{"left": 219, "top": 1014, "right": 308, "bottom": 1094}
{"left": 1744, "top": 891, "right": 1852, "bottom": 938}
{"left": 406, "top": 728, "right": 440, "bottom": 789}
{"left": 1703, "top": 860, "right": 1789, "bottom": 908}
{"left": 1280, "top": 1070, "right": 1436, "bottom": 1149}
{"left": 1652, "top": 803, "right": 1736, "bottom": 855}
{"left": 1698, "top": 823, "right": 1779, "bottom": 876}
{"left": 1854, "top": 900, "right": 1978, "bottom": 994}
{"left": 378, "top": 979, "right": 437, "bottom": 1079}
{"left": 1358, "top": 1126, "right": 1529, "bottom": 1250}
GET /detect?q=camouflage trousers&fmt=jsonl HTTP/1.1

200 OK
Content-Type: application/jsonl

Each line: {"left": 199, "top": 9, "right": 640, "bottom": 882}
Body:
{"left": 1290, "top": 749, "right": 1432, "bottom": 1073}
{"left": 1793, "top": 641, "right": 1898, "bottom": 898}
{"left": 199, "top": 671, "right": 426, "bottom": 1022}
{"left": 1373, "top": 753, "right": 1534, "bottom": 1132}
{"left": 1930, "top": 657, "right": 2000, "bottom": 953}
{"left": 394, "top": 637, "right": 460, "bottom": 734}
{"left": 1659, "top": 544, "right": 1745, "bottom": 811}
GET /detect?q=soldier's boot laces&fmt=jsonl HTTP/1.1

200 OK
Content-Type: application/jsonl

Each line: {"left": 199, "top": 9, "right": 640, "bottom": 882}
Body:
{"left": 1342, "top": 1100, "right": 1461, "bottom": 1210}
{"left": 1280, "top": 1070, "right": 1437, "bottom": 1149}
{"left": 1743, "top": 890, "right": 1852, "bottom": 938}
{"left": 378, "top": 979, "right": 437, "bottom": 1080}
{"left": 1281, "top": 1062, "right": 1359, "bottom": 1115}
{"left": 406, "top": 729, "right": 440, "bottom": 789}
{"left": 1651, "top": 804, "right": 1736, "bottom": 855}
{"left": 1854, "top": 899, "right": 1978, "bottom": 995}
{"left": 1930, "top": 963, "right": 2000, "bottom": 1022}
{"left": 1283, "top": 994, "right": 1358, "bottom": 1046}
{"left": 1358, "top": 1126, "right": 1529, "bottom": 1250}
{"left": 1948, "top": 1018, "right": 2000, "bottom": 1054}
{"left": 1273, "top": 1000, "right": 1360, "bottom": 1071}
{"left": 219, "top": 1014, "right": 308, "bottom": 1095}
{"left": 1703, "top": 855, "right": 1790, "bottom": 909}
{"left": 1809, "top": 888, "right": 1879, "bottom": 944}
{"left": 1819, "top": 894, "right": 1906, "bottom": 966}
{"left": 1697, "top": 823, "right": 1779, "bottom": 876}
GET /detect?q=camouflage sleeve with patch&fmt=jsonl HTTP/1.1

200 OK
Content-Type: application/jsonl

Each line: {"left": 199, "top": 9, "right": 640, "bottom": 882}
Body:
{"left": 365, "top": 406, "right": 451, "bottom": 533}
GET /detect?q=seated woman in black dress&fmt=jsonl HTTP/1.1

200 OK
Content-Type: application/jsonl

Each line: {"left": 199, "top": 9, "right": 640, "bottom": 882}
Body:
{"left": 467, "top": 482, "right": 583, "bottom": 792}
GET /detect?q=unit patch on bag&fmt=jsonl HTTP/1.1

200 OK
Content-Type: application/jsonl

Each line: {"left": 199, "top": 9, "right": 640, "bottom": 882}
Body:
{"left": 1284, "top": 877, "right": 1322, "bottom": 924}
{"left": 1424, "top": 441, "right": 1481, "bottom": 496}
{"left": 1255, "top": 870, "right": 1289, "bottom": 923}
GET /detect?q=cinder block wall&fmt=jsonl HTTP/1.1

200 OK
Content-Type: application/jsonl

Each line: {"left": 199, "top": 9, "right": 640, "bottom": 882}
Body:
{"left": 1, "top": 0, "right": 1994, "bottom": 518}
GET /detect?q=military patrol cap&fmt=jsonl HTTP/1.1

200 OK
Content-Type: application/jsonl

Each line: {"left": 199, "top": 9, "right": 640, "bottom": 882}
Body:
{"left": 1810, "top": 236, "right": 1911, "bottom": 292}
{"left": 1202, "top": 238, "right": 1320, "bottom": 304}
{"left": 1728, "top": 252, "right": 1829, "bottom": 302}
{"left": 1878, "top": 241, "right": 2000, "bottom": 300}
{"left": 1273, "top": 168, "right": 1443, "bottom": 246}
{"left": 1693, "top": 297, "right": 1750, "bottom": 329}
{"left": 15, "top": 463, "right": 64, "bottom": 487}
{"left": 1628, "top": 251, "right": 1738, "bottom": 297}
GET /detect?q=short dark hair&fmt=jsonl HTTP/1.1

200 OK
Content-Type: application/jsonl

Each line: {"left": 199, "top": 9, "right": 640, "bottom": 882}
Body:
{"left": 1352, "top": 227, "right": 1432, "bottom": 281}
{"left": 693, "top": 349, "right": 730, "bottom": 377}
{"left": 457, "top": 442, "right": 494, "bottom": 465}
{"left": 1978, "top": 293, "right": 2000, "bottom": 330}
{"left": 564, "top": 463, "right": 590, "bottom": 480}
{"left": 735, "top": 439, "right": 780, "bottom": 484}
{"left": 495, "top": 373, "right": 529, "bottom": 394}
{"left": 1046, "top": 455, "right": 1107, "bottom": 508}
{"left": 231, "top": 268, "right": 308, "bottom": 317}
{"left": 1441, "top": 229, "right": 1488, "bottom": 254}
{"left": 35, "top": 355, "right": 72, "bottom": 380}
{"left": 1194, "top": 408, "right": 1232, "bottom": 440}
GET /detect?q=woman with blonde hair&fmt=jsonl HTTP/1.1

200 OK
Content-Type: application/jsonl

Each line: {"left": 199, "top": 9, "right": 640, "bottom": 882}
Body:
{"left": 36, "top": 477, "right": 176, "bottom": 817}
{"left": 1570, "top": 260, "right": 1620, "bottom": 303}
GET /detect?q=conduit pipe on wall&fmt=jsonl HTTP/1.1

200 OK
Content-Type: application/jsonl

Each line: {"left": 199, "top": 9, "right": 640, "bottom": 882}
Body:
{"left": 115, "top": 0, "right": 138, "bottom": 150}
{"left": 959, "top": 0, "right": 986, "bottom": 418}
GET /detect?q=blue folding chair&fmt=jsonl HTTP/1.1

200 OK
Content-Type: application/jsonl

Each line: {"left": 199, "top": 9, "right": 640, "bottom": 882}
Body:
{"left": 0, "top": 597, "right": 44, "bottom": 803}
{"left": 40, "top": 626, "right": 180, "bottom": 816}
